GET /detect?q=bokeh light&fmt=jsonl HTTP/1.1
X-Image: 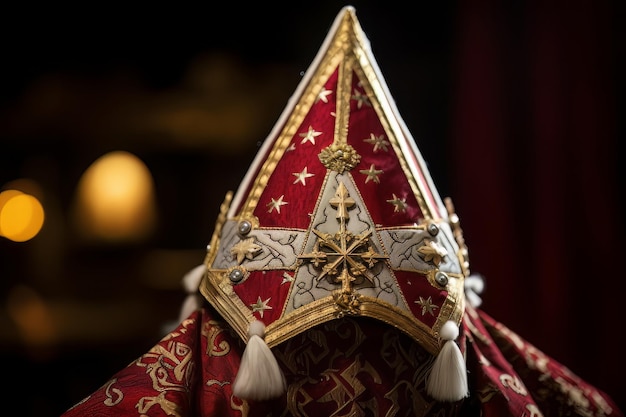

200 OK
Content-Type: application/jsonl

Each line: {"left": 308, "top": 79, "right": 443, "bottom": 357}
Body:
{"left": 6, "top": 285, "right": 58, "bottom": 347}
{"left": 73, "top": 150, "right": 157, "bottom": 243}
{"left": 0, "top": 188, "right": 45, "bottom": 242}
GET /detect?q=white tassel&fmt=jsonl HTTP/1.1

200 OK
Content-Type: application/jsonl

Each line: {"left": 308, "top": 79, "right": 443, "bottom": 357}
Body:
{"left": 232, "top": 320, "right": 286, "bottom": 401}
{"left": 464, "top": 273, "right": 485, "bottom": 309}
{"left": 426, "top": 320, "right": 469, "bottom": 401}
{"left": 177, "top": 264, "right": 205, "bottom": 322}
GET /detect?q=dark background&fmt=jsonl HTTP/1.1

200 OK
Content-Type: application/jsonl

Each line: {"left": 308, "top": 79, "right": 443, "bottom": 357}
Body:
{"left": 0, "top": 1, "right": 623, "bottom": 415}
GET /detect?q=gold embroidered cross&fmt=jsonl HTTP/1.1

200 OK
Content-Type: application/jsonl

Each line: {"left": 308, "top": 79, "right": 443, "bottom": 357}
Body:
{"left": 329, "top": 182, "right": 355, "bottom": 220}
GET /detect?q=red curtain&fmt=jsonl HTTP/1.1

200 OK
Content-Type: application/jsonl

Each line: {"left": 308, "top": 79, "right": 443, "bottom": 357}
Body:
{"left": 450, "top": 0, "right": 623, "bottom": 409}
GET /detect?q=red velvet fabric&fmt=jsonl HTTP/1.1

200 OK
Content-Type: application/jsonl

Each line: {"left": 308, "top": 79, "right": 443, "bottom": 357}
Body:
{"left": 61, "top": 305, "right": 622, "bottom": 416}
{"left": 450, "top": 0, "right": 624, "bottom": 409}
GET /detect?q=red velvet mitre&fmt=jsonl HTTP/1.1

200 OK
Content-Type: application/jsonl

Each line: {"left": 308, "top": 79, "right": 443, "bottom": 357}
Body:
{"left": 199, "top": 5, "right": 469, "bottom": 400}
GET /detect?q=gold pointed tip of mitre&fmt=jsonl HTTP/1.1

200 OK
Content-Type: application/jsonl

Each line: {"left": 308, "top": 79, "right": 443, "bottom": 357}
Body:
{"left": 338, "top": 5, "right": 356, "bottom": 17}
{"left": 329, "top": 5, "right": 364, "bottom": 40}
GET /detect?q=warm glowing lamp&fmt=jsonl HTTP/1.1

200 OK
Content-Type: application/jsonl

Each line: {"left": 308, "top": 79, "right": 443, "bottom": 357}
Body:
{"left": 74, "top": 150, "right": 157, "bottom": 242}
{"left": 0, "top": 189, "right": 45, "bottom": 242}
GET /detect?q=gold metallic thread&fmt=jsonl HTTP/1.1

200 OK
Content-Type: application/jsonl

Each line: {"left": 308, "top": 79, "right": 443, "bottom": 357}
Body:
{"left": 265, "top": 294, "right": 439, "bottom": 355}
{"left": 204, "top": 191, "right": 232, "bottom": 267}
{"left": 335, "top": 43, "right": 352, "bottom": 146}
{"left": 200, "top": 270, "right": 255, "bottom": 343}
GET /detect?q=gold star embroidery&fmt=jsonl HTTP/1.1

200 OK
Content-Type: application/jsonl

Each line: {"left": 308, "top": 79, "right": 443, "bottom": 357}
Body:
{"left": 286, "top": 143, "right": 296, "bottom": 152}
{"left": 281, "top": 272, "right": 294, "bottom": 284}
{"left": 386, "top": 193, "right": 407, "bottom": 212}
{"left": 359, "top": 164, "right": 383, "bottom": 184}
{"left": 250, "top": 296, "right": 272, "bottom": 318}
{"left": 352, "top": 89, "right": 370, "bottom": 109}
{"left": 267, "top": 195, "right": 288, "bottom": 213}
{"left": 230, "top": 238, "right": 262, "bottom": 264}
{"left": 292, "top": 167, "right": 315, "bottom": 185}
{"left": 317, "top": 88, "right": 332, "bottom": 103}
{"left": 417, "top": 239, "right": 448, "bottom": 266}
{"left": 363, "top": 133, "right": 390, "bottom": 152}
{"left": 299, "top": 125, "right": 322, "bottom": 145}
{"left": 415, "top": 296, "right": 439, "bottom": 316}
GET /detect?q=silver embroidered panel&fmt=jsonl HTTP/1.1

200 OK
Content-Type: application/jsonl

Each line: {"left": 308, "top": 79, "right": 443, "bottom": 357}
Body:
{"left": 210, "top": 220, "right": 306, "bottom": 270}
